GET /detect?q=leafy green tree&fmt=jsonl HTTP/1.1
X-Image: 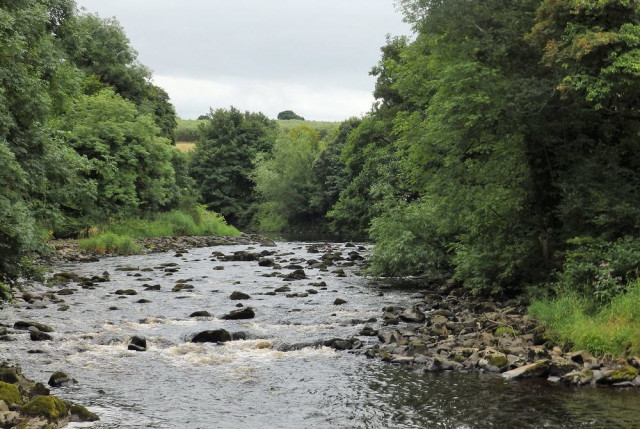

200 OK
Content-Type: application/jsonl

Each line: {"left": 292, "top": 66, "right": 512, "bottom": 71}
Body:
{"left": 60, "top": 89, "right": 177, "bottom": 219}
{"left": 189, "top": 107, "right": 276, "bottom": 226}
{"left": 61, "top": 13, "right": 176, "bottom": 141}
{"left": 0, "top": 0, "right": 91, "bottom": 277}
{"left": 277, "top": 110, "right": 304, "bottom": 120}
{"left": 253, "top": 125, "right": 325, "bottom": 229}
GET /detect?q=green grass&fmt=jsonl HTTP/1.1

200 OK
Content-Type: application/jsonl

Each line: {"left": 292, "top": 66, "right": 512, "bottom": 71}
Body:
{"left": 79, "top": 206, "right": 239, "bottom": 254}
{"left": 79, "top": 232, "right": 142, "bottom": 255}
{"left": 529, "top": 280, "right": 640, "bottom": 357}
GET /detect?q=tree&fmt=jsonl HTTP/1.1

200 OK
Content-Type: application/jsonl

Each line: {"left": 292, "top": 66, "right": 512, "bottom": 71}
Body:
{"left": 60, "top": 89, "right": 178, "bottom": 219}
{"left": 277, "top": 110, "right": 305, "bottom": 120}
{"left": 253, "top": 125, "right": 325, "bottom": 229}
{"left": 189, "top": 107, "right": 277, "bottom": 227}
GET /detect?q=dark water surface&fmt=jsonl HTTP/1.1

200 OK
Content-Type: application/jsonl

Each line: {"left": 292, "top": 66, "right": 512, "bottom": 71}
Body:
{"left": 2, "top": 242, "right": 639, "bottom": 428}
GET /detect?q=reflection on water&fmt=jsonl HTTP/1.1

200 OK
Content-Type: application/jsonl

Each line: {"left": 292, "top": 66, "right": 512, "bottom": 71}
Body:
{"left": 2, "top": 242, "right": 640, "bottom": 428}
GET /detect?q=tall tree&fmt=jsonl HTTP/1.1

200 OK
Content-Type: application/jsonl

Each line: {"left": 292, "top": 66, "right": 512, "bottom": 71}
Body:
{"left": 189, "top": 107, "right": 276, "bottom": 227}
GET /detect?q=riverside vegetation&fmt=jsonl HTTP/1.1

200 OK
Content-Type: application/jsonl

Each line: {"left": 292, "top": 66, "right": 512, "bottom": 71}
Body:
{"left": 2, "top": 1, "right": 640, "bottom": 421}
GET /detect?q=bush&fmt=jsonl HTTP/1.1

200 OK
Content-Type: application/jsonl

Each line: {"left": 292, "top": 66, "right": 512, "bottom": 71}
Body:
{"left": 556, "top": 236, "right": 640, "bottom": 303}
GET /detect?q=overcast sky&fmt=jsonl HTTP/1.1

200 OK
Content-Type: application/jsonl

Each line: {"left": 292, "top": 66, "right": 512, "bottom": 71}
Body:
{"left": 74, "top": 0, "right": 411, "bottom": 121}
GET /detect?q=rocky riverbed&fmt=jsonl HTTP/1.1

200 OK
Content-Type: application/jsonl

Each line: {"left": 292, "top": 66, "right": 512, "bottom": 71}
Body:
{"left": 2, "top": 235, "right": 640, "bottom": 428}
{"left": 361, "top": 282, "right": 640, "bottom": 387}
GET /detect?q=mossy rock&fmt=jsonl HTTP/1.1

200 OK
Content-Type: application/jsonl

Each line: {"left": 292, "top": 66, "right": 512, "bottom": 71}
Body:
{"left": 484, "top": 352, "right": 508, "bottom": 368}
{"left": 0, "top": 381, "right": 23, "bottom": 405}
{"left": 69, "top": 403, "right": 99, "bottom": 422}
{"left": 21, "top": 396, "right": 68, "bottom": 422}
{"left": 599, "top": 365, "right": 639, "bottom": 384}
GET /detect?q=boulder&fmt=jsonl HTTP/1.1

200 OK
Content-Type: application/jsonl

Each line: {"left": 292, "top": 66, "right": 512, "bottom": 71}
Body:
{"left": 127, "top": 336, "right": 147, "bottom": 352}
{"left": 191, "top": 329, "right": 232, "bottom": 343}
{"left": 562, "top": 369, "right": 595, "bottom": 385}
{"left": 21, "top": 396, "right": 68, "bottom": 423}
{"left": 359, "top": 326, "right": 378, "bottom": 336}
{"left": 399, "top": 307, "right": 426, "bottom": 323}
{"left": 283, "top": 269, "right": 307, "bottom": 281}
{"left": 13, "top": 321, "right": 53, "bottom": 332}
{"left": 221, "top": 307, "right": 255, "bottom": 320}
{"left": 597, "top": 366, "right": 639, "bottom": 385}
{"left": 189, "top": 311, "right": 212, "bottom": 317}
{"left": 230, "top": 291, "right": 251, "bottom": 300}
{"left": 30, "top": 330, "right": 53, "bottom": 341}
{"left": 48, "top": 371, "right": 75, "bottom": 387}
{"left": 114, "top": 289, "right": 137, "bottom": 296}
{"left": 334, "top": 298, "right": 347, "bottom": 306}
{"left": 502, "top": 360, "right": 550, "bottom": 380}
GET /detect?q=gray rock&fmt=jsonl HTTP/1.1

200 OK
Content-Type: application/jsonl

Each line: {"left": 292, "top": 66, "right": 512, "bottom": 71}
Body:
{"left": 502, "top": 360, "right": 550, "bottom": 380}
{"left": 399, "top": 307, "right": 426, "bottom": 323}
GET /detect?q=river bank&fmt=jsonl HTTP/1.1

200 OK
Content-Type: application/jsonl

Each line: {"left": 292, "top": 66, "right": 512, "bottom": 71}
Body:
{"left": 2, "top": 236, "right": 640, "bottom": 427}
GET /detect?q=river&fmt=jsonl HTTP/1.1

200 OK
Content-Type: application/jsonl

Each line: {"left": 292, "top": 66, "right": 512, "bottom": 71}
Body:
{"left": 2, "top": 241, "right": 640, "bottom": 428}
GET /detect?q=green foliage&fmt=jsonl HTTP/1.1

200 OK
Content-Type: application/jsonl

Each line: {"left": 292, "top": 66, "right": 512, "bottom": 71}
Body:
{"left": 189, "top": 107, "right": 277, "bottom": 227}
{"left": 79, "top": 232, "right": 142, "bottom": 255}
{"left": 59, "top": 89, "right": 178, "bottom": 218}
{"left": 369, "top": 200, "right": 451, "bottom": 279}
{"left": 277, "top": 110, "right": 305, "bottom": 120}
{"left": 253, "top": 125, "right": 325, "bottom": 229}
{"left": 554, "top": 237, "right": 640, "bottom": 303}
{"left": 529, "top": 280, "right": 640, "bottom": 356}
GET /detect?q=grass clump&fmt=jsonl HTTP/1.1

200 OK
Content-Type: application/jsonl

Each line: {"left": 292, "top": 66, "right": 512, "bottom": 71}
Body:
{"left": 79, "top": 233, "right": 142, "bottom": 255}
{"left": 529, "top": 280, "right": 640, "bottom": 357}
{"left": 79, "top": 207, "right": 239, "bottom": 254}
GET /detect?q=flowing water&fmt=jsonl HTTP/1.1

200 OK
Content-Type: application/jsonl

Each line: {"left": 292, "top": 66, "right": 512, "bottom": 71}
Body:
{"left": 2, "top": 241, "right": 640, "bottom": 428}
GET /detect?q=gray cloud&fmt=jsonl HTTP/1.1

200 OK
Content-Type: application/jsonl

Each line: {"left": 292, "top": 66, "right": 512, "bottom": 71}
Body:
{"left": 75, "top": 0, "right": 411, "bottom": 120}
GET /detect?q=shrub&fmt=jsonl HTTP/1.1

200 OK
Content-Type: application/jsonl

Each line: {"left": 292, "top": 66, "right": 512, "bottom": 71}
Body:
{"left": 556, "top": 236, "right": 640, "bottom": 303}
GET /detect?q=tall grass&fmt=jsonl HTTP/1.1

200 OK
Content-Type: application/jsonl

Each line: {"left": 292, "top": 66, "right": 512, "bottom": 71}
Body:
{"left": 79, "top": 232, "right": 142, "bottom": 255}
{"left": 529, "top": 280, "right": 640, "bottom": 357}
{"left": 79, "top": 206, "right": 239, "bottom": 254}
